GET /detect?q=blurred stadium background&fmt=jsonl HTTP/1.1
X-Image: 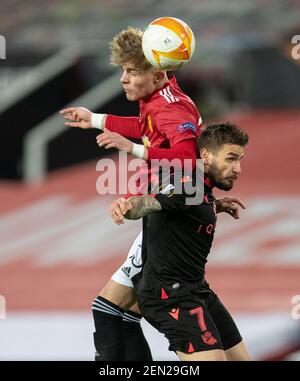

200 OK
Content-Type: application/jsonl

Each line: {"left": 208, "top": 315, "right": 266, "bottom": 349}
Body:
{"left": 1, "top": 0, "right": 300, "bottom": 360}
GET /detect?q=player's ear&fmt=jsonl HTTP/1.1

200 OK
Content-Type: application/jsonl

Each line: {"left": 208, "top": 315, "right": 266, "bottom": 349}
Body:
{"left": 154, "top": 70, "right": 164, "bottom": 83}
{"left": 200, "top": 148, "right": 210, "bottom": 165}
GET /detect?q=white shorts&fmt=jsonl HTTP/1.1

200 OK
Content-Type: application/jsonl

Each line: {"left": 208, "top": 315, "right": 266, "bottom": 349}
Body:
{"left": 111, "top": 231, "right": 143, "bottom": 288}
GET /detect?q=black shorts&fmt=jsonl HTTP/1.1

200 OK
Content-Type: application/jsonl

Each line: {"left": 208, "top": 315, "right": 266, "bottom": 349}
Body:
{"left": 138, "top": 280, "right": 242, "bottom": 354}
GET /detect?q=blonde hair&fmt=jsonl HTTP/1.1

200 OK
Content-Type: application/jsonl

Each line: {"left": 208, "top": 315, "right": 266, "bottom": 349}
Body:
{"left": 109, "top": 27, "right": 153, "bottom": 71}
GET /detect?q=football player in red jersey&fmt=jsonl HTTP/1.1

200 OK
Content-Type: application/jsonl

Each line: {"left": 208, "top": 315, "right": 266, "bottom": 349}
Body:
{"left": 60, "top": 27, "right": 244, "bottom": 361}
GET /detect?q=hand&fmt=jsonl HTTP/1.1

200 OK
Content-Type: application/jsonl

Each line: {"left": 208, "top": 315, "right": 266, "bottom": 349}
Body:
{"left": 109, "top": 198, "right": 133, "bottom": 225}
{"left": 59, "top": 106, "right": 92, "bottom": 129}
{"left": 96, "top": 128, "right": 133, "bottom": 153}
{"left": 215, "top": 197, "right": 246, "bottom": 220}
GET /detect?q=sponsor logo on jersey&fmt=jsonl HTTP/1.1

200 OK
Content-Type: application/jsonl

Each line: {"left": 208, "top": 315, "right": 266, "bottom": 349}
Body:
{"left": 177, "top": 122, "right": 197, "bottom": 133}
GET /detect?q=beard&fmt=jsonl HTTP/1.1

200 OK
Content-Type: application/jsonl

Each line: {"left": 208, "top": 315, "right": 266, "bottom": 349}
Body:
{"left": 214, "top": 178, "right": 234, "bottom": 191}
{"left": 207, "top": 163, "right": 236, "bottom": 191}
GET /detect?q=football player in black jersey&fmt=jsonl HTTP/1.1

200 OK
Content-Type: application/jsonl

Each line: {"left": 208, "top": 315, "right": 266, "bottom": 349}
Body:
{"left": 109, "top": 122, "right": 250, "bottom": 361}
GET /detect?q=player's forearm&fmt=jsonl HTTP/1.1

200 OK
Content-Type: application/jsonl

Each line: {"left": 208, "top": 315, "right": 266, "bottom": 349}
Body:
{"left": 125, "top": 196, "right": 162, "bottom": 220}
{"left": 105, "top": 115, "right": 141, "bottom": 139}
{"left": 147, "top": 139, "right": 197, "bottom": 168}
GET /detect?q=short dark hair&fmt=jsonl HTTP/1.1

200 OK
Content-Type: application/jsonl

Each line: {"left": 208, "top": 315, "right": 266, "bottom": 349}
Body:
{"left": 197, "top": 122, "right": 249, "bottom": 152}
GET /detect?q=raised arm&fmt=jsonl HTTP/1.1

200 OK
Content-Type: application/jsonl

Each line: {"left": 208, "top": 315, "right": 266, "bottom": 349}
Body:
{"left": 60, "top": 107, "right": 141, "bottom": 139}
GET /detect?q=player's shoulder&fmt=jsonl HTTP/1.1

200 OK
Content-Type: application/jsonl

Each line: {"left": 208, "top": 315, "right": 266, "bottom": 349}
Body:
{"left": 156, "top": 82, "right": 191, "bottom": 105}
{"left": 151, "top": 88, "right": 197, "bottom": 119}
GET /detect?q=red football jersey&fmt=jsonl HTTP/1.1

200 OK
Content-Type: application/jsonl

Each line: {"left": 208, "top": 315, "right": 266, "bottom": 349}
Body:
{"left": 105, "top": 76, "right": 202, "bottom": 195}
{"left": 106, "top": 76, "right": 202, "bottom": 151}
{"left": 138, "top": 76, "right": 202, "bottom": 151}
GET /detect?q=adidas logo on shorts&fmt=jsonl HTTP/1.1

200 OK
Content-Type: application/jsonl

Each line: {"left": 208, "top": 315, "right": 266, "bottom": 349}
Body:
{"left": 121, "top": 266, "right": 131, "bottom": 277}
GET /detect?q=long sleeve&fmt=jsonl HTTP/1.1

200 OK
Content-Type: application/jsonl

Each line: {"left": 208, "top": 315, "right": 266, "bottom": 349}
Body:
{"left": 147, "top": 138, "right": 198, "bottom": 169}
{"left": 105, "top": 115, "right": 141, "bottom": 139}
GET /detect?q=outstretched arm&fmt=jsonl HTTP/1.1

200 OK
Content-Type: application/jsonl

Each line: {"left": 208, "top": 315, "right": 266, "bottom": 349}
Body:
{"left": 60, "top": 107, "right": 97, "bottom": 129}
{"left": 60, "top": 107, "right": 140, "bottom": 139}
{"left": 109, "top": 196, "right": 161, "bottom": 225}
